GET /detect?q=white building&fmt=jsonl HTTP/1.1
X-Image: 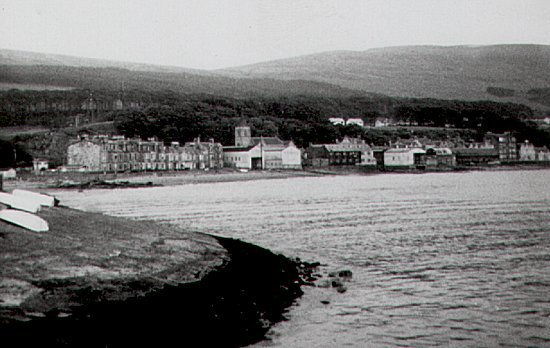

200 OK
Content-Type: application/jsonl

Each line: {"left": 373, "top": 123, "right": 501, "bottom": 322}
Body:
{"left": 374, "top": 117, "right": 393, "bottom": 128}
{"left": 328, "top": 117, "right": 345, "bottom": 126}
{"left": 519, "top": 141, "right": 536, "bottom": 161}
{"left": 224, "top": 124, "right": 302, "bottom": 170}
{"left": 536, "top": 147, "right": 550, "bottom": 161}
{"left": 384, "top": 148, "right": 426, "bottom": 168}
{"left": 32, "top": 159, "right": 49, "bottom": 172}
{"left": 0, "top": 168, "right": 16, "bottom": 180}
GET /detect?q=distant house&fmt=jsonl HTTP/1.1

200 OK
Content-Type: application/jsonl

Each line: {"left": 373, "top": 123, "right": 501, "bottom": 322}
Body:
{"left": 328, "top": 117, "right": 345, "bottom": 126}
{"left": 384, "top": 148, "right": 426, "bottom": 169}
{"left": 0, "top": 168, "right": 16, "bottom": 180}
{"left": 305, "top": 137, "right": 376, "bottom": 167}
{"left": 453, "top": 148, "right": 499, "bottom": 166}
{"left": 374, "top": 117, "right": 393, "bottom": 128}
{"left": 184, "top": 137, "right": 224, "bottom": 170}
{"left": 390, "top": 138, "right": 424, "bottom": 149}
{"left": 484, "top": 132, "right": 517, "bottom": 161}
{"left": 535, "top": 146, "right": 550, "bottom": 161}
{"left": 32, "top": 159, "right": 49, "bottom": 172}
{"left": 346, "top": 118, "right": 364, "bottom": 127}
{"left": 223, "top": 124, "right": 302, "bottom": 170}
{"left": 425, "top": 147, "right": 456, "bottom": 168}
{"left": 519, "top": 141, "right": 536, "bottom": 161}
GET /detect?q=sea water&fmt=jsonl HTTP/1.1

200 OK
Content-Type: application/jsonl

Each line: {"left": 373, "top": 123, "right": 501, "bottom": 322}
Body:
{"left": 53, "top": 170, "right": 550, "bottom": 347}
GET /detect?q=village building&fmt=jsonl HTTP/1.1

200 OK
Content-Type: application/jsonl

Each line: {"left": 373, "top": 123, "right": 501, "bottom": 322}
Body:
{"left": 535, "top": 146, "right": 550, "bottom": 161}
{"left": 374, "top": 117, "right": 393, "bottom": 128}
{"left": 484, "top": 132, "right": 517, "bottom": 161}
{"left": 223, "top": 125, "right": 302, "bottom": 170}
{"left": 518, "top": 141, "right": 550, "bottom": 161}
{"left": 390, "top": 138, "right": 424, "bottom": 149}
{"left": 305, "top": 137, "right": 377, "bottom": 167}
{"left": 453, "top": 148, "right": 499, "bottom": 166}
{"left": 328, "top": 117, "right": 346, "bottom": 126}
{"left": 32, "top": 159, "right": 49, "bottom": 172}
{"left": 519, "top": 140, "right": 537, "bottom": 161}
{"left": 66, "top": 135, "right": 223, "bottom": 172}
{"left": 183, "top": 138, "right": 224, "bottom": 170}
{"left": 372, "top": 146, "right": 388, "bottom": 170}
{"left": 425, "top": 147, "right": 456, "bottom": 168}
{"left": 0, "top": 168, "right": 16, "bottom": 180}
{"left": 346, "top": 118, "right": 364, "bottom": 127}
{"left": 383, "top": 148, "right": 426, "bottom": 169}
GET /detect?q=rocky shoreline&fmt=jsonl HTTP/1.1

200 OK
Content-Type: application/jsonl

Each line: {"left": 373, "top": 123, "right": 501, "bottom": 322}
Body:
{"left": 0, "top": 206, "right": 315, "bottom": 347}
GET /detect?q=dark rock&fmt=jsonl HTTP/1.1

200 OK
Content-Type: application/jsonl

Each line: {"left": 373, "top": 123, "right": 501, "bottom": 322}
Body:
{"left": 331, "top": 279, "right": 344, "bottom": 288}
{"left": 336, "top": 285, "right": 347, "bottom": 293}
{"left": 328, "top": 269, "right": 353, "bottom": 279}
{"left": 320, "top": 300, "right": 330, "bottom": 305}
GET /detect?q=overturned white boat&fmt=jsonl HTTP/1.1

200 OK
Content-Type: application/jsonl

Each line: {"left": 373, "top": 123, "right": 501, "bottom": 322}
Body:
{"left": 12, "top": 189, "right": 56, "bottom": 207}
{"left": 0, "top": 192, "right": 41, "bottom": 213}
{"left": 0, "top": 209, "right": 49, "bottom": 232}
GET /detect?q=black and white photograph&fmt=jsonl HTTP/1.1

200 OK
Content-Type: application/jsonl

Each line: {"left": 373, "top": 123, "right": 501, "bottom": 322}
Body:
{"left": 1, "top": 0, "right": 549, "bottom": 346}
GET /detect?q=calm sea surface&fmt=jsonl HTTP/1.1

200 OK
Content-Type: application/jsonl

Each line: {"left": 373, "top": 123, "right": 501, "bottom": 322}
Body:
{"left": 52, "top": 170, "right": 550, "bottom": 347}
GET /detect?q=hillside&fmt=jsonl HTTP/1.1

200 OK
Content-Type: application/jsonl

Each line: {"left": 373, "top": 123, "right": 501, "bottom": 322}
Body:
{"left": 0, "top": 48, "right": 208, "bottom": 75}
{"left": 219, "top": 45, "right": 550, "bottom": 110}
{"left": 0, "top": 50, "right": 370, "bottom": 100}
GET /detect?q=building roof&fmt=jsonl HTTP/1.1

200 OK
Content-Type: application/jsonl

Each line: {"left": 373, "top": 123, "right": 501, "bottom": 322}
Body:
{"left": 309, "top": 137, "right": 372, "bottom": 152}
{"left": 251, "top": 137, "right": 285, "bottom": 146}
{"left": 223, "top": 145, "right": 256, "bottom": 152}
{"left": 385, "top": 148, "right": 426, "bottom": 154}
{"left": 324, "top": 145, "right": 363, "bottom": 152}
{"left": 453, "top": 148, "right": 498, "bottom": 156}
{"left": 426, "top": 147, "right": 453, "bottom": 155}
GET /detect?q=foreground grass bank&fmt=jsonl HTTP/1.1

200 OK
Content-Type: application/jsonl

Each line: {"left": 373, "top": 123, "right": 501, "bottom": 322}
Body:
{"left": 0, "top": 206, "right": 309, "bottom": 347}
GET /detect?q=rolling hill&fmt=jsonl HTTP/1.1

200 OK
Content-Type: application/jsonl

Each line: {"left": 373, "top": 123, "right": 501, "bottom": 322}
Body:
{"left": 0, "top": 48, "right": 207, "bottom": 75}
{"left": 3, "top": 46, "right": 550, "bottom": 109}
{"left": 0, "top": 48, "right": 374, "bottom": 100}
{"left": 218, "top": 45, "right": 550, "bottom": 109}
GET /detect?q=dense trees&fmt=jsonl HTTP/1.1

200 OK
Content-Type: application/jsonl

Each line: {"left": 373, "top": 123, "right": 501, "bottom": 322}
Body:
{"left": 0, "top": 139, "right": 32, "bottom": 168}
{"left": 3, "top": 87, "right": 549, "bottom": 148}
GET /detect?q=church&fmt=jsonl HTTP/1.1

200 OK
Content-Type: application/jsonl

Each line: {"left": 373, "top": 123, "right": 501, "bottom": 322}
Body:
{"left": 223, "top": 124, "right": 302, "bottom": 170}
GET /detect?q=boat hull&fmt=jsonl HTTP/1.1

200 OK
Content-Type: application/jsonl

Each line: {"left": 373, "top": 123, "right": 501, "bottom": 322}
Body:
{"left": 0, "top": 209, "right": 49, "bottom": 232}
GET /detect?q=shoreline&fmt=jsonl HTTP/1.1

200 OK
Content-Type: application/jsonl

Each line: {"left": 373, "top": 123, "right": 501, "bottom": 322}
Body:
{"left": 4, "top": 164, "right": 550, "bottom": 191}
{"left": 3, "top": 169, "right": 323, "bottom": 191}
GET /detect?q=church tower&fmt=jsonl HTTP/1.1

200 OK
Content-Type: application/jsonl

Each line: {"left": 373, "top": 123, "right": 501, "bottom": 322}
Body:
{"left": 235, "top": 120, "right": 251, "bottom": 147}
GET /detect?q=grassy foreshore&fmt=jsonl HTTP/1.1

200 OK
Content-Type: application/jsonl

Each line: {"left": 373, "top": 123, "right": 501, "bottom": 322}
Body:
{"left": 0, "top": 206, "right": 313, "bottom": 347}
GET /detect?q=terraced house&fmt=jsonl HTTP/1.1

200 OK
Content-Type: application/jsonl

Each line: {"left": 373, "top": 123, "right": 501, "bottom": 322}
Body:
{"left": 66, "top": 135, "right": 223, "bottom": 172}
{"left": 305, "top": 137, "right": 377, "bottom": 167}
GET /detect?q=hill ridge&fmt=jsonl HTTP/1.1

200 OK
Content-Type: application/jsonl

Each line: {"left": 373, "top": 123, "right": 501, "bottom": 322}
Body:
{"left": 217, "top": 44, "right": 550, "bottom": 109}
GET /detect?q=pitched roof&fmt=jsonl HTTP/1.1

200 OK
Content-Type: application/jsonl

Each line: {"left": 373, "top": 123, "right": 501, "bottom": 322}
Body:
{"left": 324, "top": 144, "right": 363, "bottom": 152}
{"left": 223, "top": 145, "right": 256, "bottom": 152}
{"left": 251, "top": 137, "right": 285, "bottom": 146}
{"left": 385, "top": 148, "right": 426, "bottom": 154}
